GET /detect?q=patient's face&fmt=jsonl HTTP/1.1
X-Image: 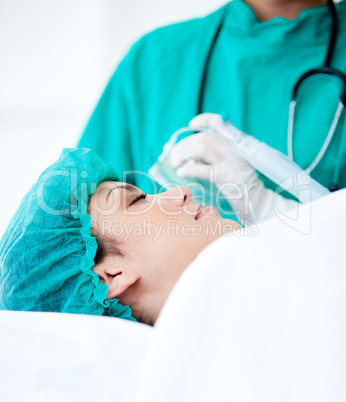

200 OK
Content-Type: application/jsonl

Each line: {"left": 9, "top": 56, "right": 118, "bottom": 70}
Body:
{"left": 88, "top": 181, "right": 239, "bottom": 324}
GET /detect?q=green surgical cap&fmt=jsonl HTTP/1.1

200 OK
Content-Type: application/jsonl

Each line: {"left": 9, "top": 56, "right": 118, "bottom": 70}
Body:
{"left": 0, "top": 148, "right": 135, "bottom": 320}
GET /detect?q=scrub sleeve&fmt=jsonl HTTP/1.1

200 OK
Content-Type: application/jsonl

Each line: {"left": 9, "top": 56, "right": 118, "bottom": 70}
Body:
{"left": 78, "top": 0, "right": 346, "bottom": 195}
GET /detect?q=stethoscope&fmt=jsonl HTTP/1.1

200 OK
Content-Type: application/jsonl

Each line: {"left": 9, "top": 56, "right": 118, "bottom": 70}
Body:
{"left": 198, "top": 0, "right": 346, "bottom": 190}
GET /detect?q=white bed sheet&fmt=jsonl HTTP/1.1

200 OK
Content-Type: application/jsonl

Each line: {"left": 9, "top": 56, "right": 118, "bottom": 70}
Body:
{"left": 137, "top": 190, "right": 346, "bottom": 402}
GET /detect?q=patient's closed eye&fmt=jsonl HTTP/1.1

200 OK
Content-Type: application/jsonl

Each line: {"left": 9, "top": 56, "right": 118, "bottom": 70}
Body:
{"left": 130, "top": 192, "right": 147, "bottom": 206}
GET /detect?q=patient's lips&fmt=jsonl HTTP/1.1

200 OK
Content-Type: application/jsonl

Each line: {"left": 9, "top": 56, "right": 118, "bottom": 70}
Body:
{"left": 195, "top": 205, "right": 205, "bottom": 220}
{"left": 195, "top": 205, "right": 217, "bottom": 220}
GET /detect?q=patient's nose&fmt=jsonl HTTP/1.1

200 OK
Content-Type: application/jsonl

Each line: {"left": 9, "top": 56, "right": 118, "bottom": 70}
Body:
{"left": 161, "top": 186, "right": 193, "bottom": 207}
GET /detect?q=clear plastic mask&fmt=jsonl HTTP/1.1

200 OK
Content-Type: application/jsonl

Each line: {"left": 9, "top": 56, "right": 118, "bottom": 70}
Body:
{"left": 149, "top": 127, "right": 234, "bottom": 217}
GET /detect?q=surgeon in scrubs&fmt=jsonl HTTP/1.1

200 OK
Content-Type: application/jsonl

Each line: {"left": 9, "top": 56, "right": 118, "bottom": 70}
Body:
{"left": 78, "top": 0, "right": 346, "bottom": 220}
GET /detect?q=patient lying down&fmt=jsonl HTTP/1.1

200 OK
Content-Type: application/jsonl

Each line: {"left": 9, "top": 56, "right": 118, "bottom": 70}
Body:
{"left": 89, "top": 181, "right": 240, "bottom": 325}
{"left": 0, "top": 148, "right": 239, "bottom": 325}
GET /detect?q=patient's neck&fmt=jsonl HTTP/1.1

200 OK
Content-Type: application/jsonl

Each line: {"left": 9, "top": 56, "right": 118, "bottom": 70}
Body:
{"left": 244, "top": 0, "right": 328, "bottom": 21}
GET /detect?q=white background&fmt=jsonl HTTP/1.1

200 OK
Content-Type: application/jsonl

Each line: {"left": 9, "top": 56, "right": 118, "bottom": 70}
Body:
{"left": 0, "top": 0, "right": 227, "bottom": 236}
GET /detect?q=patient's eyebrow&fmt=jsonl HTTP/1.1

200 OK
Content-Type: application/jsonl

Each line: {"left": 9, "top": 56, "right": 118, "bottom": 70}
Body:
{"left": 106, "top": 183, "right": 138, "bottom": 202}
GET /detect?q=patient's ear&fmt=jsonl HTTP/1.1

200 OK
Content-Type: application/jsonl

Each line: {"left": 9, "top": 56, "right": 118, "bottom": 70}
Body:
{"left": 93, "top": 255, "right": 141, "bottom": 300}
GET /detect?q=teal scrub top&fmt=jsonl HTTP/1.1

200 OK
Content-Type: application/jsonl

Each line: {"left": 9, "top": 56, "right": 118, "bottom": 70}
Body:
{"left": 78, "top": 0, "right": 346, "bottom": 196}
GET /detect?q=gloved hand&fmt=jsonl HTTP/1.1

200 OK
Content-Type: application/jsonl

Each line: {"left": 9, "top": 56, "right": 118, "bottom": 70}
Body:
{"left": 169, "top": 113, "right": 298, "bottom": 224}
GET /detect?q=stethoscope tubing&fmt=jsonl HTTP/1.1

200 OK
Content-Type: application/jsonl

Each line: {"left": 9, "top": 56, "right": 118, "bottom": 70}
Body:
{"left": 197, "top": 0, "right": 346, "bottom": 182}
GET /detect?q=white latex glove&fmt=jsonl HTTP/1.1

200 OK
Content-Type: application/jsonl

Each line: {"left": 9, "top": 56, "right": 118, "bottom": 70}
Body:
{"left": 170, "top": 113, "right": 298, "bottom": 224}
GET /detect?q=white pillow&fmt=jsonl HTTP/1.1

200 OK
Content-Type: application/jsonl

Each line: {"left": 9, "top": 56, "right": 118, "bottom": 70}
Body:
{"left": 0, "top": 311, "right": 153, "bottom": 402}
